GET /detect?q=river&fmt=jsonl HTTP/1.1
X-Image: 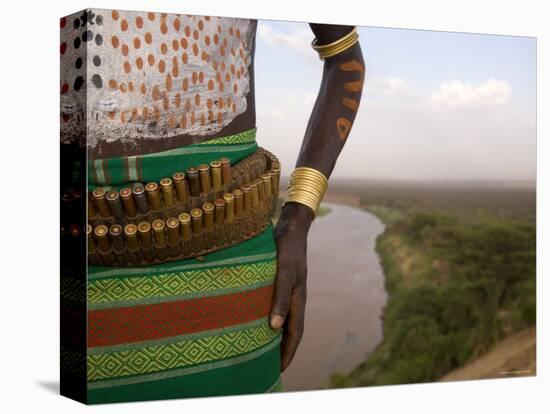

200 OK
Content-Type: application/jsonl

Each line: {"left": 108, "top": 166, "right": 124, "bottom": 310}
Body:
{"left": 281, "top": 202, "right": 388, "bottom": 391}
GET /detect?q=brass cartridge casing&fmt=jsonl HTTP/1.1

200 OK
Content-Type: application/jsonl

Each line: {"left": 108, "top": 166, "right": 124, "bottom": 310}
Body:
{"left": 233, "top": 188, "right": 243, "bottom": 217}
{"left": 145, "top": 182, "right": 163, "bottom": 210}
{"left": 186, "top": 167, "right": 201, "bottom": 197}
{"left": 160, "top": 178, "right": 176, "bottom": 207}
{"left": 210, "top": 161, "right": 223, "bottom": 191}
{"left": 271, "top": 165, "right": 281, "bottom": 191}
{"left": 262, "top": 174, "right": 272, "bottom": 199}
{"left": 132, "top": 185, "right": 150, "bottom": 215}
{"left": 152, "top": 219, "right": 167, "bottom": 247}
{"left": 172, "top": 172, "right": 189, "bottom": 203}
{"left": 268, "top": 171, "right": 279, "bottom": 195}
{"left": 92, "top": 188, "right": 111, "bottom": 218}
{"left": 223, "top": 193, "right": 235, "bottom": 223}
{"left": 109, "top": 224, "right": 125, "bottom": 251}
{"left": 214, "top": 198, "right": 225, "bottom": 226}
{"left": 137, "top": 221, "right": 153, "bottom": 248}
{"left": 124, "top": 224, "right": 140, "bottom": 251}
{"left": 166, "top": 217, "right": 181, "bottom": 245}
{"left": 198, "top": 164, "right": 212, "bottom": 193}
{"left": 178, "top": 212, "right": 192, "bottom": 240}
{"left": 190, "top": 208, "right": 203, "bottom": 235}
{"left": 220, "top": 157, "right": 232, "bottom": 186}
{"left": 119, "top": 188, "right": 138, "bottom": 217}
{"left": 257, "top": 178, "right": 265, "bottom": 203}
{"left": 202, "top": 202, "right": 215, "bottom": 230}
{"left": 106, "top": 190, "right": 126, "bottom": 222}
{"left": 250, "top": 181, "right": 260, "bottom": 208}
{"left": 94, "top": 225, "right": 110, "bottom": 252}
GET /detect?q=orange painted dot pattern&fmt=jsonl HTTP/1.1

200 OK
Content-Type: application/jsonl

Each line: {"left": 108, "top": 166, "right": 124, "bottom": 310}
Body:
{"left": 80, "top": 10, "right": 254, "bottom": 142}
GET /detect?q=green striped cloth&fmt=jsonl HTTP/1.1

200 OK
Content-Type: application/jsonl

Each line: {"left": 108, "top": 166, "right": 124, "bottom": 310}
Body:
{"left": 81, "top": 128, "right": 283, "bottom": 403}
{"left": 88, "top": 128, "right": 257, "bottom": 189}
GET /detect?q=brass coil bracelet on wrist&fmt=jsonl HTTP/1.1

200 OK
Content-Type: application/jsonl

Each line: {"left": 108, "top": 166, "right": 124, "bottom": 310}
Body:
{"left": 284, "top": 167, "right": 328, "bottom": 217}
{"left": 311, "top": 27, "right": 359, "bottom": 60}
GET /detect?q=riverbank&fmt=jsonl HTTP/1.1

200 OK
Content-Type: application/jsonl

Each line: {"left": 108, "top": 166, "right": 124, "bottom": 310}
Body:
{"left": 281, "top": 203, "right": 387, "bottom": 391}
{"left": 328, "top": 184, "right": 536, "bottom": 387}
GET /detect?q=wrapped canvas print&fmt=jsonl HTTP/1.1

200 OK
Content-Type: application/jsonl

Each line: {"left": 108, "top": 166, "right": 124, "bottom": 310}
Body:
{"left": 60, "top": 7, "right": 536, "bottom": 405}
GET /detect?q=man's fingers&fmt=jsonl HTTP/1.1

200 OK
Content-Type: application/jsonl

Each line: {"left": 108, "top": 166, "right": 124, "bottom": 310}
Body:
{"left": 269, "top": 265, "right": 294, "bottom": 330}
{"left": 280, "top": 285, "right": 306, "bottom": 372}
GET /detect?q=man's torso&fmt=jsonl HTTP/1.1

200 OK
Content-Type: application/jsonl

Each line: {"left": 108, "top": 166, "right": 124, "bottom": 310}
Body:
{"left": 60, "top": 9, "right": 258, "bottom": 159}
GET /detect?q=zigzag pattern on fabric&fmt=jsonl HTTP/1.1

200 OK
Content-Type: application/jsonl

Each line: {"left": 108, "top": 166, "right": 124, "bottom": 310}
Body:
{"left": 87, "top": 260, "right": 276, "bottom": 306}
{"left": 88, "top": 320, "right": 278, "bottom": 381}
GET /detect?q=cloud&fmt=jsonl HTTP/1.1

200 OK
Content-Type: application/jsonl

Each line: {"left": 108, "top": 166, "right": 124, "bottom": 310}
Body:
{"left": 366, "top": 77, "right": 418, "bottom": 100}
{"left": 430, "top": 78, "right": 511, "bottom": 109}
{"left": 371, "top": 77, "right": 411, "bottom": 97}
{"left": 257, "top": 23, "right": 312, "bottom": 56}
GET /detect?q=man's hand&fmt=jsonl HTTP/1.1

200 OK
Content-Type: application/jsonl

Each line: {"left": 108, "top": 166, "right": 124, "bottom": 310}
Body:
{"left": 270, "top": 202, "right": 313, "bottom": 372}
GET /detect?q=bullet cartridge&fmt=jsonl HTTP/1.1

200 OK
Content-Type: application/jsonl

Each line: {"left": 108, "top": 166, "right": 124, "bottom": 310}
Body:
{"left": 262, "top": 174, "right": 272, "bottom": 199}
{"left": 137, "top": 221, "right": 155, "bottom": 261}
{"left": 190, "top": 208, "right": 203, "bottom": 235}
{"left": 94, "top": 225, "right": 110, "bottom": 253}
{"left": 109, "top": 224, "right": 125, "bottom": 251}
{"left": 124, "top": 224, "right": 140, "bottom": 251}
{"left": 257, "top": 178, "right": 265, "bottom": 204}
{"left": 160, "top": 178, "right": 176, "bottom": 208}
{"left": 250, "top": 181, "right": 260, "bottom": 209}
{"left": 109, "top": 224, "right": 129, "bottom": 264}
{"left": 166, "top": 217, "right": 181, "bottom": 245}
{"left": 186, "top": 167, "right": 201, "bottom": 197}
{"left": 94, "top": 224, "right": 115, "bottom": 265}
{"left": 132, "top": 185, "right": 150, "bottom": 215}
{"left": 214, "top": 198, "right": 225, "bottom": 226}
{"left": 152, "top": 219, "right": 167, "bottom": 247}
{"left": 120, "top": 188, "right": 138, "bottom": 218}
{"left": 106, "top": 190, "right": 126, "bottom": 223}
{"left": 92, "top": 188, "right": 111, "bottom": 218}
{"left": 210, "top": 161, "right": 223, "bottom": 191}
{"left": 166, "top": 217, "right": 181, "bottom": 257}
{"left": 220, "top": 157, "right": 232, "bottom": 186}
{"left": 137, "top": 221, "right": 153, "bottom": 248}
{"left": 172, "top": 172, "right": 190, "bottom": 203}
{"left": 145, "top": 182, "right": 163, "bottom": 211}
{"left": 124, "top": 223, "right": 141, "bottom": 263}
{"left": 232, "top": 188, "right": 243, "bottom": 218}
{"left": 202, "top": 202, "right": 215, "bottom": 231}
{"left": 198, "top": 164, "right": 212, "bottom": 194}
{"left": 178, "top": 212, "right": 192, "bottom": 241}
{"left": 223, "top": 193, "right": 235, "bottom": 224}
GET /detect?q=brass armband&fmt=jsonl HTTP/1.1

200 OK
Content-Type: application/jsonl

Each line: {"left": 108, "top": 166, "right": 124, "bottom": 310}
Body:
{"left": 311, "top": 27, "right": 359, "bottom": 60}
{"left": 284, "top": 167, "right": 328, "bottom": 217}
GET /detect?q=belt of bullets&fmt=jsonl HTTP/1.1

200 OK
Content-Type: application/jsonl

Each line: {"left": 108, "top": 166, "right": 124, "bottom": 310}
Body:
{"left": 87, "top": 147, "right": 281, "bottom": 267}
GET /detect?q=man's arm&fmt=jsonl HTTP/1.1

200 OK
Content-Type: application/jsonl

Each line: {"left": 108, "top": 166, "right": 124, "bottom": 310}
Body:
{"left": 269, "top": 24, "right": 365, "bottom": 371}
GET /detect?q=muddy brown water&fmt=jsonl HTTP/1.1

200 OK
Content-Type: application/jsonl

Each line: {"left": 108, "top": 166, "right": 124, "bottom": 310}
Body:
{"left": 281, "top": 203, "right": 388, "bottom": 391}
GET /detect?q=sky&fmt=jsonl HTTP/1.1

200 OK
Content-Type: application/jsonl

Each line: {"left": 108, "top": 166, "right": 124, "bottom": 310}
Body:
{"left": 253, "top": 21, "right": 536, "bottom": 182}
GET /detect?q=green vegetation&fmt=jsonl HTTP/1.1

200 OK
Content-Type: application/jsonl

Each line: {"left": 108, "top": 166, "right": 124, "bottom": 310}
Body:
{"left": 316, "top": 204, "right": 332, "bottom": 218}
{"left": 330, "top": 187, "right": 536, "bottom": 387}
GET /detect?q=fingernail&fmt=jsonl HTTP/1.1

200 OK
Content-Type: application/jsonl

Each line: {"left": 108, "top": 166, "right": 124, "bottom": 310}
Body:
{"left": 270, "top": 315, "right": 284, "bottom": 329}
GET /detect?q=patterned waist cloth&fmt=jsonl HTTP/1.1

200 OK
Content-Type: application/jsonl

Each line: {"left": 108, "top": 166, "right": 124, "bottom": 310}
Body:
{"left": 82, "top": 128, "right": 282, "bottom": 403}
